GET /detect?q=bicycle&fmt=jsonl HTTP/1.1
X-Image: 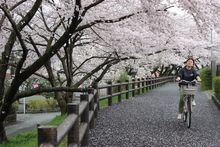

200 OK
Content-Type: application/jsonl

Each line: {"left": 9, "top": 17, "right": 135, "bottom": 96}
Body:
{"left": 179, "top": 80, "right": 197, "bottom": 128}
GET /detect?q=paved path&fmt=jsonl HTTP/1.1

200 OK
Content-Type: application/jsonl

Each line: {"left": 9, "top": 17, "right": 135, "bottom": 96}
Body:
{"left": 87, "top": 83, "right": 220, "bottom": 147}
{"left": 6, "top": 112, "right": 60, "bottom": 136}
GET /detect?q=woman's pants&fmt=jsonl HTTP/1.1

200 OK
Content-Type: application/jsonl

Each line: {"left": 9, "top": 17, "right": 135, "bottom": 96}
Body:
{"left": 179, "top": 87, "right": 184, "bottom": 113}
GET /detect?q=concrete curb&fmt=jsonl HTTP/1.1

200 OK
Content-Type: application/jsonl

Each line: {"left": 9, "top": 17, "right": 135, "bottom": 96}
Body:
{"left": 211, "top": 94, "right": 220, "bottom": 109}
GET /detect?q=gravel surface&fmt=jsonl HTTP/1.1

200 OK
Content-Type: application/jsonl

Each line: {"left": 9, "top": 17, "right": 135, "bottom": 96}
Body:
{"left": 87, "top": 83, "right": 220, "bottom": 147}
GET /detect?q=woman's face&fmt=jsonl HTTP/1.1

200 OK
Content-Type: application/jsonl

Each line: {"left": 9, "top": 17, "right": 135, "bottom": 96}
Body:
{"left": 186, "top": 59, "right": 194, "bottom": 67}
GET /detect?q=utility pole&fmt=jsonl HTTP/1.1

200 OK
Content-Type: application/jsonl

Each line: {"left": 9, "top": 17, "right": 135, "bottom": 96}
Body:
{"left": 210, "top": 28, "right": 216, "bottom": 90}
{"left": 211, "top": 28, "right": 213, "bottom": 61}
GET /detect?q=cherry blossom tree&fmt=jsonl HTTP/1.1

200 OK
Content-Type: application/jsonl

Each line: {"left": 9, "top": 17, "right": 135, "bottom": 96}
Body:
{"left": 0, "top": 0, "right": 219, "bottom": 143}
{"left": 0, "top": 0, "right": 164, "bottom": 142}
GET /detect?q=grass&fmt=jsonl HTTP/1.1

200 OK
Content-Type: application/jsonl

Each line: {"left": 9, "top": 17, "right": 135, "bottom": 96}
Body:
{"left": 1, "top": 114, "right": 67, "bottom": 147}
{"left": 0, "top": 130, "right": 38, "bottom": 147}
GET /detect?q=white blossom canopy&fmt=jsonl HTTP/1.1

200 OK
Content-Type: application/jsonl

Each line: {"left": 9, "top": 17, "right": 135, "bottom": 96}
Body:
{"left": 0, "top": 0, "right": 219, "bottom": 79}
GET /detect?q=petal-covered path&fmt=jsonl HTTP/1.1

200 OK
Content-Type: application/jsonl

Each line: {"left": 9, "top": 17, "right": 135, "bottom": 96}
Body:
{"left": 87, "top": 83, "right": 220, "bottom": 147}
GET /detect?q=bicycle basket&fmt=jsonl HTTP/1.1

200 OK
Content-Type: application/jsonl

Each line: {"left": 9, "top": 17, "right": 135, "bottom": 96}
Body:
{"left": 183, "top": 87, "right": 196, "bottom": 95}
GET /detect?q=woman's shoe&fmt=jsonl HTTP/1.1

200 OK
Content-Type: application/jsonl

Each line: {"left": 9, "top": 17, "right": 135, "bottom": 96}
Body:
{"left": 177, "top": 113, "right": 182, "bottom": 119}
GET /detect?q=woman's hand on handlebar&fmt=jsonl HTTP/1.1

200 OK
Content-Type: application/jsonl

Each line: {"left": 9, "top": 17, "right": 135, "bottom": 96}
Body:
{"left": 176, "top": 77, "right": 181, "bottom": 82}
{"left": 196, "top": 76, "right": 202, "bottom": 82}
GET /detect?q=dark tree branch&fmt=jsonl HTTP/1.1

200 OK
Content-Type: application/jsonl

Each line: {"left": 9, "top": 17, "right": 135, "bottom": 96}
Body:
{"left": 81, "top": 0, "right": 104, "bottom": 17}
{"left": 9, "top": 63, "right": 49, "bottom": 80}
{"left": 76, "top": 5, "right": 173, "bottom": 33}
{"left": 25, "top": 39, "right": 47, "bottom": 47}
{"left": 73, "top": 42, "right": 92, "bottom": 47}
{"left": 73, "top": 56, "right": 136, "bottom": 88}
{"left": 72, "top": 55, "right": 114, "bottom": 75}
{"left": 72, "top": 71, "right": 89, "bottom": 77}
{"left": 15, "top": 86, "right": 88, "bottom": 100}
{"left": 75, "top": 12, "right": 138, "bottom": 32}
{"left": 90, "top": 27, "right": 112, "bottom": 47}
{"left": 0, "top": 5, "right": 28, "bottom": 76}
{"left": 0, "top": 0, "right": 27, "bottom": 30}
{"left": 156, "top": 6, "right": 174, "bottom": 12}
{"left": 91, "top": 64, "right": 111, "bottom": 86}
{"left": 28, "top": 36, "right": 42, "bottom": 57}
{"left": 147, "top": 49, "right": 167, "bottom": 56}
{"left": 39, "top": 6, "right": 52, "bottom": 32}
{"left": 17, "top": 0, "right": 43, "bottom": 30}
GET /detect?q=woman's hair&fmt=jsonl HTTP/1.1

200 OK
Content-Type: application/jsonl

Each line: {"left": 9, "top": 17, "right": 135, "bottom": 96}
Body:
{"left": 185, "top": 58, "right": 195, "bottom": 65}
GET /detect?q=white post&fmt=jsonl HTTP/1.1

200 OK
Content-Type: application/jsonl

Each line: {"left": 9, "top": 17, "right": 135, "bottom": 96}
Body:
{"left": 23, "top": 98, "right": 26, "bottom": 114}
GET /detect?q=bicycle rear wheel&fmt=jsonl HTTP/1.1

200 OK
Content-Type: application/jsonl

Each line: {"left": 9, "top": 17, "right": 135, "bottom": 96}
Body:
{"left": 187, "top": 97, "right": 192, "bottom": 128}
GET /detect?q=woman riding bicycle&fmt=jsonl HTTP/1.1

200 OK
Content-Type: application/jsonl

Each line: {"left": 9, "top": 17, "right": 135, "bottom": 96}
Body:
{"left": 176, "top": 57, "right": 201, "bottom": 119}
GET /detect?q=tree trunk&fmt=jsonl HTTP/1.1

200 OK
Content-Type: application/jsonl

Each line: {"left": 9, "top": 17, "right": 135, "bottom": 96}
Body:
{"left": 0, "top": 122, "right": 7, "bottom": 143}
{"left": 66, "top": 92, "right": 73, "bottom": 104}
{"left": 55, "top": 92, "right": 67, "bottom": 115}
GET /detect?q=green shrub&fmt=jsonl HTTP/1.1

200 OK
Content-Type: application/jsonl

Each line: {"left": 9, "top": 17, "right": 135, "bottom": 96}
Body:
{"left": 46, "top": 98, "right": 57, "bottom": 111}
{"left": 27, "top": 98, "right": 58, "bottom": 113}
{"left": 214, "top": 76, "right": 220, "bottom": 100}
{"left": 200, "top": 67, "right": 212, "bottom": 90}
{"left": 12, "top": 101, "right": 19, "bottom": 112}
{"left": 112, "top": 71, "right": 130, "bottom": 93}
{"left": 115, "top": 71, "right": 130, "bottom": 82}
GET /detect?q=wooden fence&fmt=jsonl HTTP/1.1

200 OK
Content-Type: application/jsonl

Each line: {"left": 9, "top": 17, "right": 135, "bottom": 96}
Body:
{"left": 98, "top": 76, "right": 174, "bottom": 106}
{"left": 37, "top": 76, "right": 174, "bottom": 147}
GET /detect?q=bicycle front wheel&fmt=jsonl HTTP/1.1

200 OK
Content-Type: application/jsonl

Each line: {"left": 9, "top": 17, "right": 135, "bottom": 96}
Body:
{"left": 187, "top": 97, "right": 192, "bottom": 128}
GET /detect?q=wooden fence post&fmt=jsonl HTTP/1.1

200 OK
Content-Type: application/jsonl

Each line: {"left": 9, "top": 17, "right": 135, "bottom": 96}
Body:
{"left": 151, "top": 77, "right": 154, "bottom": 89}
{"left": 132, "top": 79, "right": 135, "bottom": 97}
{"left": 93, "top": 82, "right": 99, "bottom": 118}
{"left": 158, "top": 77, "right": 161, "bottom": 87}
{"left": 146, "top": 77, "right": 149, "bottom": 91}
{"left": 154, "top": 77, "right": 156, "bottom": 88}
{"left": 117, "top": 80, "right": 122, "bottom": 102}
{"left": 88, "top": 88, "right": 95, "bottom": 129}
{"left": 80, "top": 94, "right": 89, "bottom": 146}
{"left": 125, "top": 80, "right": 129, "bottom": 99}
{"left": 137, "top": 78, "right": 141, "bottom": 95}
{"left": 107, "top": 81, "right": 112, "bottom": 106}
{"left": 67, "top": 103, "right": 80, "bottom": 146}
{"left": 38, "top": 126, "right": 57, "bottom": 147}
{"left": 148, "top": 78, "right": 151, "bottom": 90}
{"left": 141, "top": 78, "right": 145, "bottom": 93}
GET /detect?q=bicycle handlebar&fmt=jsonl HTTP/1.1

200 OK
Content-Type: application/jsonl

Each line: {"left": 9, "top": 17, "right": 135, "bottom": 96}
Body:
{"left": 178, "top": 79, "right": 198, "bottom": 86}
